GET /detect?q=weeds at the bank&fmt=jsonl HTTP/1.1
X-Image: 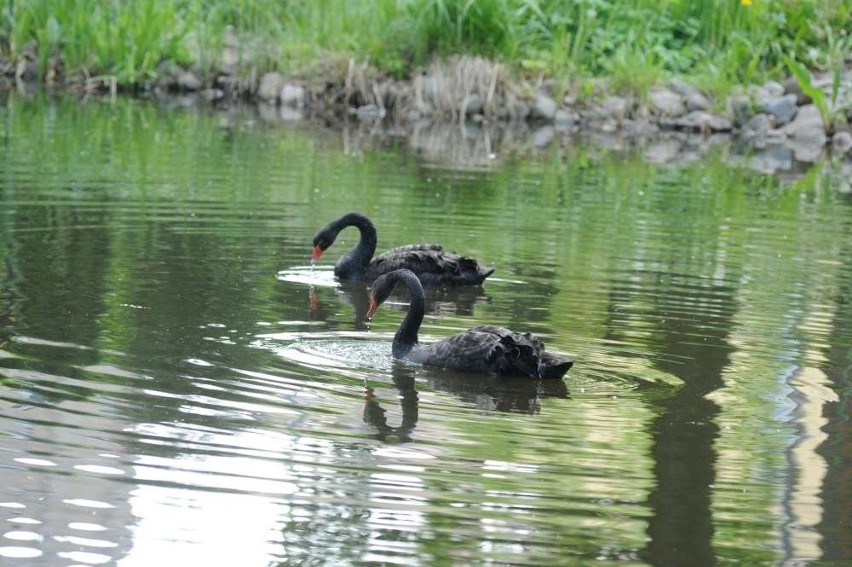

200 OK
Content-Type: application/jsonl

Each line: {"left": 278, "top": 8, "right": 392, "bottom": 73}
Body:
{"left": 1, "top": 0, "right": 850, "bottom": 95}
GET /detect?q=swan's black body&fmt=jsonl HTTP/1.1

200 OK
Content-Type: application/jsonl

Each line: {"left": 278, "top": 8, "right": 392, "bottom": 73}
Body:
{"left": 368, "top": 269, "right": 573, "bottom": 379}
{"left": 312, "top": 213, "right": 494, "bottom": 285}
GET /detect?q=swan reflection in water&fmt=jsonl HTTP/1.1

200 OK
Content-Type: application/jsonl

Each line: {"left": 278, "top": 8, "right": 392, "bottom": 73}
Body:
{"left": 308, "top": 281, "right": 491, "bottom": 330}
{"left": 362, "top": 362, "right": 570, "bottom": 443}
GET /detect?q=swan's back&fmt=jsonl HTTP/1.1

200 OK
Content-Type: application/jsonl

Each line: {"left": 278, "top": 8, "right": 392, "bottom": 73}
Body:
{"left": 367, "top": 244, "right": 494, "bottom": 286}
{"left": 410, "top": 325, "right": 572, "bottom": 379}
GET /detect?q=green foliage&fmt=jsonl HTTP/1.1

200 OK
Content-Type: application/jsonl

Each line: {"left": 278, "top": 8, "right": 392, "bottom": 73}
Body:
{"left": 0, "top": 0, "right": 849, "bottom": 93}
{"left": 1, "top": 0, "right": 189, "bottom": 82}
{"left": 786, "top": 50, "right": 849, "bottom": 133}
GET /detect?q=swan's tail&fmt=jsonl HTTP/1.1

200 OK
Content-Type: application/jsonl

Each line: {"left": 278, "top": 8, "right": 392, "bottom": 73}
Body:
{"left": 539, "top": 353, "right": 574, "bottom": 379}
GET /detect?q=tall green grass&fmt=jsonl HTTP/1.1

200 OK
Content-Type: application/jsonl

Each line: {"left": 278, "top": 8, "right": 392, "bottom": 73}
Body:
{"left": 1, "top": 0, "right": 850, "bottom": 93}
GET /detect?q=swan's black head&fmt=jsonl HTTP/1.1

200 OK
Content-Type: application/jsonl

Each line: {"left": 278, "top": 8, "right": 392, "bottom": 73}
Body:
{"left": 311, "top": 225, "right": 337, "bottom": 264}
{"left": 366, "top": 270, "right": 401, "bottom": 319}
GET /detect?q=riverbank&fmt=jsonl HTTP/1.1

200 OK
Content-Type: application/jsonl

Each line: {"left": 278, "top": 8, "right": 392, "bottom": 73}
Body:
{"left": 4, "top": 44, "right": 852, "bottom": 170}
{"left": 2, "top": 0, "right": 851, "bottom": 172}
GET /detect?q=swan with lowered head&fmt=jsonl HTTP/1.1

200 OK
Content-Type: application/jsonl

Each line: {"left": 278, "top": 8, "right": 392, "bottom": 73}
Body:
{"left": 312, "top": 212, "right": 494, "bottom": 285}
{"left": 367, "top": 269, "right": 573, "bottom": 379}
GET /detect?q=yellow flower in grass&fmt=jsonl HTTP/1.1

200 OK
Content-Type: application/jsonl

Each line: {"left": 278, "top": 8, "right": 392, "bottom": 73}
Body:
{"left": 741, "top": 0, "right": 752, "bottom": 6}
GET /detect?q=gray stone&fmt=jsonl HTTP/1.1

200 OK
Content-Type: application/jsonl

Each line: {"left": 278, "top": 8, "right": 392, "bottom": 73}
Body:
{"left": 729, "top": 95, "right": 753, "bottom": 126}
{"left": 579, "top": 104, "right": 608, "bottom": 121}
{"left": 553, "top": 109, "right": 579, "bottom": 131}
{"left": 788, "top": 132, "right": 826, "bottom": 162}
{"left": 782, "top": 105, "right": 827, "bottom": 161}
{"left": 279, "top": 106, "right": 304, "bottom": 122}
{"left": 685, "top": 91, "right": 711, "bottom": 112}
{"left": 782, "top": 104, "right": 825, "bottom": 136}
{"left": 201, "top": 88, "right": 224, "bottom": 102}
{"left": 621, "top": 119, "right": 659, "bottom": 136}
{"left": 531, "top": 95, "right": 558, "bottom": 120}
{"left": 645, "top": 138, "right": 683, "bottom": 163}
{"left": 761, "top": 94, "right": 797, "bottom": 126}
{"left": 463, "top": 94, "right": 484, "bottom": 116}
{"left": 707, "top": 114, "right": 733, "bottom": 132}
{"left": 748, "top": 84, "right": 770, "bottom": 104}
{"left": 176, "top": 70, "right": 202, "bottom": 91}
{"left": 601, "top": 96, "right": 627, "bottom": 121}
{"left": 649, "top": 88, "right": 686, "bottom": 116}
{"left": 832, "top": 131, "right": 852, "bottom": 154}
{"left": 740, "top": 114, "right": 773, "bottom": 148}
{"left": 280, "top": 83, "right": 306, "bottom": 108}
{"left": 532, "top": 125, "right": 555, "bottom": 147}
{"left": 355, "top": 104, "right": 385, "bottom": 121}
{"left": 742, "top": 113, "right": 773, "bottom": 136}
{"left": 748, "top": 144, "right": 794, "bottom": 174}
{"left": 763, "top": 80, "right": 785, "bottom": 98}
{"left": 597, "top": 119, "right": 619, "bottom": 133}
{"left": 257, "top": 71, "right": 286, "bottom": 102}
{"left": 667, "top": 111, "right": 732, "bottom": 132}
{"left": 668, "top": 79, "right": 710, "bottom": 111}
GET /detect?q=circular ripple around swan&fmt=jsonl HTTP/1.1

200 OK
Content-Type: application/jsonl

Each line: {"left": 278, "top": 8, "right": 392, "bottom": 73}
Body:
{"left": 276, "top": 266, "right": 339, "bottom": 288}
{"left": 253, "top": 331, "right": 406, "bottom": 375}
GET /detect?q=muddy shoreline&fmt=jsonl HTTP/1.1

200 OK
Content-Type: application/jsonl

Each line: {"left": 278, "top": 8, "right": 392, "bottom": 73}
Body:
{"left": 3, "top": 50, "right": 851, "bottom": 181}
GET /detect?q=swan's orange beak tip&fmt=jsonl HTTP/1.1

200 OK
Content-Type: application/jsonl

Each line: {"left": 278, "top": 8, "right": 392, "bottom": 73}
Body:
{"left": 366, "top": 297, "right": 378, "bottom": 319}
{"left": 311, "top": 245, "right": 323, "bottom": 264}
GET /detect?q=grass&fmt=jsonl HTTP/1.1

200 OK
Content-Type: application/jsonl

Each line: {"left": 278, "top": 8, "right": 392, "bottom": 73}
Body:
{"left": 1, "top": 0, "right": 850, "bottom": 97}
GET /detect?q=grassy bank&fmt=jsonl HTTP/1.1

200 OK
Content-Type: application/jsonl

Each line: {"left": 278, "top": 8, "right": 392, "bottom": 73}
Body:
{"left": 1, "top": 0, "right": 850, "bottom": 97}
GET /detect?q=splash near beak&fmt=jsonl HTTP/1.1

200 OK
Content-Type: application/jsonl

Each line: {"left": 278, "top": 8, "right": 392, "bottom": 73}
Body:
{"left": 366, "top": 297, "right": 378, "bottom": 319}
{"left": 311, "top": 245, "right": 324, "bottom": 265}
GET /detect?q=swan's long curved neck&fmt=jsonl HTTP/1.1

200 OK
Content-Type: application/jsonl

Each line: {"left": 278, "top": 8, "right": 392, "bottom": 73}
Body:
{"left": 393, "top": 271, "right": 425, "bottom": 358}
{"left": 335, "top": 213, "right": 378, "bottom": 275}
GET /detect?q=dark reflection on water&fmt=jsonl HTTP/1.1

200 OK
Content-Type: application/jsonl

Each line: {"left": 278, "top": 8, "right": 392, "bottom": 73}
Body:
{"left": 1, "top": 95, "right": 852, "bottom": 565}
{"left": 363, "top": 361, "right": 571, "bottom": 443}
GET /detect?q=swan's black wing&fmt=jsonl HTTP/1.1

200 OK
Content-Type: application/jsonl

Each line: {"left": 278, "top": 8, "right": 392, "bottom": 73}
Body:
{"left": 367, "top": 244, "right": 494, "bottom": 286}
{"left": 414, "top": 325, "right": 568, "bottom": 379}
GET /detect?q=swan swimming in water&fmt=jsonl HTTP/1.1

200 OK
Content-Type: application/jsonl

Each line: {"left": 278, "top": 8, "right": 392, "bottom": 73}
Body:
{"left": 312, "top": 212, "right": 494, "bottom": 285}
{"left": 367, "top": 269, "right": 573, "bottom": 379}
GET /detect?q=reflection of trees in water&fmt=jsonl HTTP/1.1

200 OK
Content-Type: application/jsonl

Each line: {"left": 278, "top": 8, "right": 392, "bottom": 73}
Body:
{"left": 817, "top": 218, "right": 852, "bottom": 562}
{"left": 0, "top": 255, "right": 15, "bottom": 344}
{"left": 601, "top": 273, "right": 737, "bottom": 566}
{"left": 2, "top": 203, "right": 110, "bottom": 350}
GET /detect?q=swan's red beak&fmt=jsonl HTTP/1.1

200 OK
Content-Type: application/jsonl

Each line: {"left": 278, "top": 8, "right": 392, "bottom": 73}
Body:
{"left": 311, "top": 245, "right": 324, "bottom": 265}
{"left": 366, "top": 297, "right": 378, "bottom": 319}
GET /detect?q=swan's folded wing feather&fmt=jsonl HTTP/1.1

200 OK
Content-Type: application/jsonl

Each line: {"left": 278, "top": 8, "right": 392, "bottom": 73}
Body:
{"left": 370, "top": 246, "right": 492, "bottom": 285}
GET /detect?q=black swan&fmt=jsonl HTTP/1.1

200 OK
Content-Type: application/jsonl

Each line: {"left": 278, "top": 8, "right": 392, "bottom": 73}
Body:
{"left": 311, "top": 212, "right": 494, "bottom": 285}
{"left": 367, "top": 269, "right": 573, "bottom": 379}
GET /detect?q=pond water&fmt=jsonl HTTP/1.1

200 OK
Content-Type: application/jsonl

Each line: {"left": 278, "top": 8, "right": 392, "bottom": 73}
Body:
{"left": 1, "top": 94, "right": 851, "bottom": 566}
